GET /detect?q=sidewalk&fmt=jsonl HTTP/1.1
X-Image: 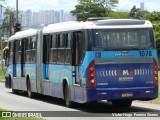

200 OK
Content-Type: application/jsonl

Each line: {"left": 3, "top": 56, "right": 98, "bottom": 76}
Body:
{"left": 133, "top": 101, "right": 160, "bottom": 110}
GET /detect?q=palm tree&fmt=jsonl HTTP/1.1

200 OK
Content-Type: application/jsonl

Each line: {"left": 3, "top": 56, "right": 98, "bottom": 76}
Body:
{"left": 2, "top": 7, "right": 16, "bottom": 37}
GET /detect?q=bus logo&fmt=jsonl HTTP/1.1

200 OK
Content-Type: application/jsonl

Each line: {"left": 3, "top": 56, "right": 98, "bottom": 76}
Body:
{"left": 122, "top": 70, "right": 129, "bottom": 76}
{"left": 118, "top": 69, "right": 133, "bottom": 77}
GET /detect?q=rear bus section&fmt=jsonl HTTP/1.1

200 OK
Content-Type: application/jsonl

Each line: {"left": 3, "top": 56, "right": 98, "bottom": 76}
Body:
{"left": 84, "top": 19, "right": 158, "bottom": 107}
{"left": 86, "top": 57, "right": 158, "bottom": 107}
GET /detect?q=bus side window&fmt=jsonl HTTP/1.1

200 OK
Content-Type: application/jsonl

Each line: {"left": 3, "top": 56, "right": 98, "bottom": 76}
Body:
{"left": 57, "top": 34, "right": 65, "bottom": 64}
{"left": 50, "top": 34, "right": 57, "bottom": 63}
{"left": 14, "top": 40, "right": 21, "bottom": 64}
{"left": 21, "top": 39, "right": 26, "bottom": 64}
{"left": 30, "top": 36, "right": 37, "bottom": 63}
{"left": 8, "top": 42, "right": 13, "bottom": 65}
{"left": 25, "top": 38, "right": 30, "bottom": 63}
{"left": 65, "top": 33, "right": 72, "bottom": 64}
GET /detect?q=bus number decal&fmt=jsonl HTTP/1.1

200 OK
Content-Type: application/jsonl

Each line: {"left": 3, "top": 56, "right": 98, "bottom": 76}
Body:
{"left": 139, "top": 50, "right": 152, "bottom": 57}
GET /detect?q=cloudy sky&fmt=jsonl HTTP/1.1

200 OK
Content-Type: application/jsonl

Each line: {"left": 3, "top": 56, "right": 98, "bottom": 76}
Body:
{"left": 1, "top": 0, "right": 160, "bottom": 12}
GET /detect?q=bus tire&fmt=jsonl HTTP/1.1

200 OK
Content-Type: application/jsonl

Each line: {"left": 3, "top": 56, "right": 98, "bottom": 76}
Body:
{"left": 64, "top": 84, "right": 72, "bottom": 108}
{"left": 112, "top": 100, "right": 132, "bottom": 108}
{"left": 27, "top": 78, "right": 34, "bottom": 98}
{"left": 12, "top": 87, "right": 18, "bottom": 94}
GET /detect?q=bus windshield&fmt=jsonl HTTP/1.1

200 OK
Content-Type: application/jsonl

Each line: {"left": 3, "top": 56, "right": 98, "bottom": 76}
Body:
{"left": 92, "top": 28, "right": 155, "bottom": 51}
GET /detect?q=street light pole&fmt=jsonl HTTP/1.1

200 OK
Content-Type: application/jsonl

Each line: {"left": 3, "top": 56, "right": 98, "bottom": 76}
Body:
{"left": 15, "top": 0, "right": 21, "bottom": 33}
{"left": 16, "top": 0, "right": 18, "bottom": 23}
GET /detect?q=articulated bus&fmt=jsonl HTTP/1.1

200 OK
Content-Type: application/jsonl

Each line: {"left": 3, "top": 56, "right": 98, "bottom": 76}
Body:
{"left": 5, "top": 19, "right": 159, "bottom": 107}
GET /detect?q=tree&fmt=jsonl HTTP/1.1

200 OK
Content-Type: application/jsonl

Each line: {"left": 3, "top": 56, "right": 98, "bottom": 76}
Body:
{"left": 144, "top": 12, "right": 160, "bottom": 46}
{"left": 71, "top": 0, "right": 119, "bottom": 21}
{"left": 71, "top": 2, "right": 106, "bottom": 21}
{"left": 2, "top": 7, "right": 16, "bottom": 36}
{"left": 110, "top": 11, "right": 128, "bottom": 18}
{"left": 128, "top": 5, "right": 143, "bottom": 19}
{"left": 98, "top": 0, "right": 119, "bottom": 15}
{"left": 153, "top": 21, "right": 160, "bottom": 50}
{"left": 145, "top": 12, "right": 160, "bottom": 22}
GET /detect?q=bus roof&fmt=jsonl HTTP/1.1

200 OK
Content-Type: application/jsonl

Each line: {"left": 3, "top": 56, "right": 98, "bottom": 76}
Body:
{"left": 43, "top": 19, "right": 153, "bottom": 34}
{"left": 9, "top": 29, "right": 37, "bottom": 41}
{"left": 8, "top": 19, "right": 153, "bottom": 41}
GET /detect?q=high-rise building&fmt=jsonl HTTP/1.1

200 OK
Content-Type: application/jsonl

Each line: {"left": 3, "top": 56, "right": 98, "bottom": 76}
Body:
{"left": 33, "top": 12, "right": 39, "bottom": 25}
{"left": 22, "top": 9, "right": 32, "bottom": 26}
{"left": 48, "top": 10, "right": 54, "bottom": 24}
{"left": 140, "top": 2, "right": 145, "bottom": 11}
{"left": 21, "top": 9, "right": 75, "bottom": 28}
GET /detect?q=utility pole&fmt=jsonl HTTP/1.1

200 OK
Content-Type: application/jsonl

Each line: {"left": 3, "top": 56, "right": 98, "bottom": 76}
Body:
{"left": 14, "top": 0, "right": 21, "bottom": 33}
{"left": 16, "top": 0, "right": 18, "bottom": 24}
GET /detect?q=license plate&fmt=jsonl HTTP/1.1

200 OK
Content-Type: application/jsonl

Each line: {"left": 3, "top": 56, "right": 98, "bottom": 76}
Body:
{"left": 121, "top": 92, "right": 133, "bottom": 97}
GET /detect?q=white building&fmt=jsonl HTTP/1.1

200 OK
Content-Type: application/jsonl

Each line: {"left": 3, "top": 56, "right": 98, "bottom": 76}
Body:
{"left": 21, "top": 9, "right": 75, "bottom": 27}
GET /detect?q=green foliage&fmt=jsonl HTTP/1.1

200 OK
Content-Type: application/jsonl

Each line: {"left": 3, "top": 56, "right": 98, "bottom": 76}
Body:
{"left": 109, "top": 11, "right": 128, "bottom": 18}
{"left": 155, "top": 31, "right": 160, "bottom": 39}
{"left": 0, "top": 67, "right": 5, "bottom": 81}
{"left": 128, "top": 5, "right": 144, "bottom": 19}
{"left": 145, "top": 12, "right": 160, "bottom": 22}
{"left": 71, "top": 2, "right": 106, "bottom": 21}
{"left": 155, "top": 31, "right": 160, "bottom": 50}
{"left": 152, "top": 21, "right": 160, "bottom": 49}
{"left": 71, "top": 0, "right": 119, "bottom": 21}
{"left": 2, "top": 7, "right": 16, "bottom": 36}
{"left": 0, "top": 108, "right": 8, "bottom": 111}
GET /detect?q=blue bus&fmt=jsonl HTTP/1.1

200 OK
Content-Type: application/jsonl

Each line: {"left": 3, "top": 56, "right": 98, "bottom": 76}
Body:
{"left": 5, "top": 19, "right": 159, "bottom": 107}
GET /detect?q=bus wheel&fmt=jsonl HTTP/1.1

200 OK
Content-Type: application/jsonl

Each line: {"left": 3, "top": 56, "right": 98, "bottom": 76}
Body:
{"left": 112, "top": 100, "right": 132, "bottom": 108}
{"left": 12, "top": 87, "right": 18, "bottom": 94}
{"left": 64, "top": 85, "right": 72, "bottom": 107}
{"left": 27, "top": 79, "right": 34, "bottom": 98}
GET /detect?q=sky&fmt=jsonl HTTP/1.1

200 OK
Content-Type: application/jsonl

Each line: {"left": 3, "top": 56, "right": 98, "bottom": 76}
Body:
{"left": 118, "top": 0, "right": 160, "bottom": 12}
{"left": 0, "top": 0, "right": 160, "bottom": 12}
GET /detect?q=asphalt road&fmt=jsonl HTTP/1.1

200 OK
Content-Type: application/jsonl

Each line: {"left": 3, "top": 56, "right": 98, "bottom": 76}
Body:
{"left": 0, "top": 82, "right": 160, "bottom": 120}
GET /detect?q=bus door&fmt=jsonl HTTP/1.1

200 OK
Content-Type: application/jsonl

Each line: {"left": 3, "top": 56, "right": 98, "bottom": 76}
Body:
{"left": 21, "top": 39, "right": 26, "bottom": 77}
{"left": 72, "top": 31, "right": 85, "bottom": 101}
{"left": 13, "top": 41, "right": 19, "bottom": 77}
{"left": 72, "top": 32, "right": 81, "bottom": 85}
{"left": 41, "top": 35, "right": 51, "bottom": 96}
{"left": 43, "top": 35, "right": 51, "bottom": 80}
{"left": 13, "top": 43, "right": 16, "bottom": 77}
{"left": 13, "top": 40, "right": 21, "bottom": 89}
